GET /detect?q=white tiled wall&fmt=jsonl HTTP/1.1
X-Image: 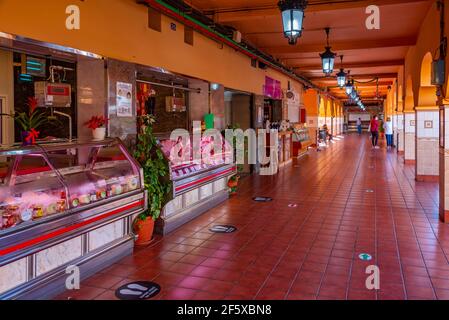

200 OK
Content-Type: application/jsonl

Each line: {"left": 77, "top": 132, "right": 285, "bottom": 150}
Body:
{"left": 416, "top": 110, "right": 439, "bottom": 176}
{"left": 307, "top": 116, "right": 318, "bottom": 128}
{"left": 397, "top": 114, "right": 404, "bottom": 130}
{"left": 318, "top": 117, "right": 325, "bottom": 128}
{"left": 404, "top": 113, "right": 416, "bottom": 133}
{"left": 404, "top": 113, "right": 416, "bottom": 160}
{"left": 416, "top": 110, "right": 439, "bottom": 138}
{"left": 445, "top": 107, "right": 449, "bottom": 150}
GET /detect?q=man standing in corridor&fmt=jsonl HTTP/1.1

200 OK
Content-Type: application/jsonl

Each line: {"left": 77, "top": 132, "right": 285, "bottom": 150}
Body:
{"left": 356, "top": 117, "right": 362, "bottom": 135}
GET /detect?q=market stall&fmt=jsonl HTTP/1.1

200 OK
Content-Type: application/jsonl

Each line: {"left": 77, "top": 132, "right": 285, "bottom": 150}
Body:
{"left": 292, "top": 124, "right": 313, "bottom": 158}
{"left": 0, "top": 138, "right": 147, "bottom": 299}
{"left": 158, "top": 134, "right": 236, "bottom": 234}
{"left": 278, "top": 131, "right": 293, "bottom": 168}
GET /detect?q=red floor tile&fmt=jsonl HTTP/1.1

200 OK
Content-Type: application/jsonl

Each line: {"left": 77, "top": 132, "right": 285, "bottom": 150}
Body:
{"left": 55, "top": 135, "right": 449, "bottom": 300}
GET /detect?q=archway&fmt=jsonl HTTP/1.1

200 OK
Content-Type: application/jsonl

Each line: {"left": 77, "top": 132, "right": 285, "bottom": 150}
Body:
{"left": 415, "top": 52, "right": 439, "bottom": 181}
{"left": 420, "top": 52, "right": 433, "bottom": 87}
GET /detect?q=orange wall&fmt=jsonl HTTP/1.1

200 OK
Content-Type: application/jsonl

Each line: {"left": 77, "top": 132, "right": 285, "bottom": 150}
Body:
{"left": 403, "top": 0, "right": 446, "bottom": 108}
{"left": 303, "top": 89, "right": 319, "bottom": 117}
{"left": 0, "top": 0, "right": 305, "bottom": 95}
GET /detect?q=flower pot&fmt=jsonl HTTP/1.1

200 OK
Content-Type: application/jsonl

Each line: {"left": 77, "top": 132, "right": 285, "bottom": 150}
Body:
{"left": 92, "top": 127, "right": 106, "bottom": 140}
{"left": 21, "top": 131, "right": 32, "bottom": 146}
{"left": 228, "top": 176, "right": 240, "bottom": 195}
{"left": 133, "top": 217, "right": 155, "bottom": 246}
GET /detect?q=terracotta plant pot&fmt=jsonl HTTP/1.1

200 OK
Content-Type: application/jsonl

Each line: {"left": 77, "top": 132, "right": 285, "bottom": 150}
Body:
{"left": 228, "top": 176, "right": 240, "bottom": 195}
{"left": 133, "top": 217, "right": 155, "bottom": 246}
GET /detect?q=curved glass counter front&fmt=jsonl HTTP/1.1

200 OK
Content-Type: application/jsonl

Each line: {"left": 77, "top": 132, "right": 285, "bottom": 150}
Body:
{"left": 0, "top": 138, "right": 143, "bottom": 234}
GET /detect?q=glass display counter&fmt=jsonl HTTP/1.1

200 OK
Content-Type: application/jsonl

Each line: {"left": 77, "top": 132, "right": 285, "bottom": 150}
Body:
{"left": 158, "top": 134, "right": 236, "bottom": 234}
{"left": 292, "top": 125, "right": 313, "bottom": 158}
{"left": 0, "top": 138, "right": 147, "bottom": 299}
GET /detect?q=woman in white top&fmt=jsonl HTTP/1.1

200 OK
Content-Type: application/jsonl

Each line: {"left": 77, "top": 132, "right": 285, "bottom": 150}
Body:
{"left": 384, "top": 117, "right": 393, "bottom": 149}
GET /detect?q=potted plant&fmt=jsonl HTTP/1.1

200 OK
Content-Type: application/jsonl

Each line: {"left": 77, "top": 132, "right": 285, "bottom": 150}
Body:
{"left": 223, "top": 124, "right": 245, "bottom": 195}
{"left": 85, "top": 115, "right": 108, "bottom": 140}
{"left": 227, "top": 175, "right": 240, "bottom": 195}
{"left": 133, "top": 114, "right": 171, "bottom": 245}
{"left": 1, "top": 97, "right": 47, "bottom": 146}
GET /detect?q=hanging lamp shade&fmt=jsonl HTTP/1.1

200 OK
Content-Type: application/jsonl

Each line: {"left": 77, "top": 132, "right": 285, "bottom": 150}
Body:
{"left": 278, "top": 0, "right": 308, "bottom": 45}
{"left": 336, "top": 56, "right": 346, "bottom": 87}
{"left": 321, "top": 47, "right": 336, "bottom": 75}
{"left": 345, "top": 79, "right": 353, "bottom": 95}
{"left": 336, "top": 69, "right": 346, "bottom": 87}
{"left": 320, "top": 28, "right": 336, "bottom": 75}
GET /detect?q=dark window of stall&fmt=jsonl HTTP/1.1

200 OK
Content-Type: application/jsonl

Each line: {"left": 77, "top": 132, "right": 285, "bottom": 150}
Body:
{"left": 136, "top": 81, "right": 189, "bottom": 134}
{"left": 13, "top": 53, "right": 77, "bottom": 142}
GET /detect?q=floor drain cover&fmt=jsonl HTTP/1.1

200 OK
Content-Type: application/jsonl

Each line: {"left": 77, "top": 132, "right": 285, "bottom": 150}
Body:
{"left": 358, "top": 253, "right": 373, "bottom": 261}
{"left": 253, "top": 196, "right": 273, "bottom": 202}
{"left": 209, "top": 225, "right": 237, "bottom": 233}
{"left": 366, "top": 189, "right": 374, "bottom": 193}
{"left": 288, "top": 203, "right": 298, "bottom": 208}
{"left": 115, "top": 281, "right": 161, "bottom": 300}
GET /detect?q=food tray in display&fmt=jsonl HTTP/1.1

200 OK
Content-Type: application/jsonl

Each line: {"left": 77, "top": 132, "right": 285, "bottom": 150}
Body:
{"left": 0, "top": 138, "right": 143, "bottom": 233}
{"left": 159, "top": 134, "right": 236, "bottom": 196}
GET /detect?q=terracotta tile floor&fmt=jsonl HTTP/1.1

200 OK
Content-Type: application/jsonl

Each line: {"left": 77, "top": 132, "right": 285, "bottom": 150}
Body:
{"left": 56, "top": 133, "right": 449, "bottom": 300}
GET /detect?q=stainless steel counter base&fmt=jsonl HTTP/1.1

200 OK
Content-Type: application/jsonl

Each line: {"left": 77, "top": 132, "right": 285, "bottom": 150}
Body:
{"left": 157, "top": 189, "right": 228, "bottom": 235}
{"left": 9, "top": 237, "right": 133, "bottom": 300}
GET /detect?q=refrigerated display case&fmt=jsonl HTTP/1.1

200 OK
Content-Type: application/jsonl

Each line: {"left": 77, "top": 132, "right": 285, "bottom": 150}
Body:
{"left": 0, "top": 138, "right": 147, "bottom": 299}
{"left": 158, "top": 134, "right": 236, "bottom": 234}
{"left": 292, "top": 125, "right": 313, "bottom": 158}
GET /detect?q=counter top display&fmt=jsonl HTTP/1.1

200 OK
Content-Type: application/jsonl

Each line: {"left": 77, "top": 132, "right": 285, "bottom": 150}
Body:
{"left": 159, "top": 134, "right": 235, "bottom": 196}
{"left": 0, "top": 138, "right": 147, "bottom": 299}
{"left": 292, "top": 125, "right": 313, "bottom": 158}
{"left": 157, "top": 134, "right": 236, "bottom": 234}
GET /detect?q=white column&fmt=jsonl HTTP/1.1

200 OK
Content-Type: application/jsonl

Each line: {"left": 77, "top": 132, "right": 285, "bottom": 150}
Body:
{"left": 404, "top": 112, "right": 416, "bottom": 163}
{"left": 397, "top": 113, "right": 404, "bottom": 153}
{"left": 416, "top": 109, "right": 439, "bottom": 181}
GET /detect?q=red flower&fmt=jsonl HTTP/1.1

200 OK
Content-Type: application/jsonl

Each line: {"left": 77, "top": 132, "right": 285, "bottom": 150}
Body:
{"left": 28, "top": 97, "right": 38, "bottom": 114}
{"left": 85, "top": 115, "right": 108, "bottom": 130}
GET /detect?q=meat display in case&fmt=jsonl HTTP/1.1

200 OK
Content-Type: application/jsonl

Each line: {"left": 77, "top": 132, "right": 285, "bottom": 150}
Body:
{"left": 158, "top": 133, "right": 236, "bottom": 234}
{"left": 0, "top": 138, "right": 147, "bottom": 299}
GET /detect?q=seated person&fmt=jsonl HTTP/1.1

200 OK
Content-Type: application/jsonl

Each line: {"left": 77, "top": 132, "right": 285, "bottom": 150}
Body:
{"left": 322, "top": 124, "right": 333, "bottom": 141}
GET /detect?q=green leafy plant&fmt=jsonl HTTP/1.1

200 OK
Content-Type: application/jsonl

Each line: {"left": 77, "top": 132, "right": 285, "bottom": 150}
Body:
{"left": 133, "top": 114, "right": 172, "bottom": 222}
{"left": 0, "top": 97, "right": 48, "bottom": 144}
{"left": 15, "top": 97, "right": 47, "bottom": 132}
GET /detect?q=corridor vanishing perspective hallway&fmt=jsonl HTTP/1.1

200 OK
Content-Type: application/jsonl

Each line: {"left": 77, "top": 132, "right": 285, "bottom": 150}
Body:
{"left": 57, "top": 134, "right": 448, "bottom": 300}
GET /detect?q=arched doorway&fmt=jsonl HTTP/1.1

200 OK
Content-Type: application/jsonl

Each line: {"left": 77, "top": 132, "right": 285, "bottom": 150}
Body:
{"left": 415, "top": 52, "right": 439, "bottom": 181}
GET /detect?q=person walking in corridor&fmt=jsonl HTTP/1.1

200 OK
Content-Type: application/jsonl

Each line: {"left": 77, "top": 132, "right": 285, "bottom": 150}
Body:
{"left": 384, "top": 117, "right": 393, "bottom": 149}
{"left": 356, "top": 117, "right": 362, "bottom": 135}
{"left": 369, "top": 115, "right": 379, "bottom": 149}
